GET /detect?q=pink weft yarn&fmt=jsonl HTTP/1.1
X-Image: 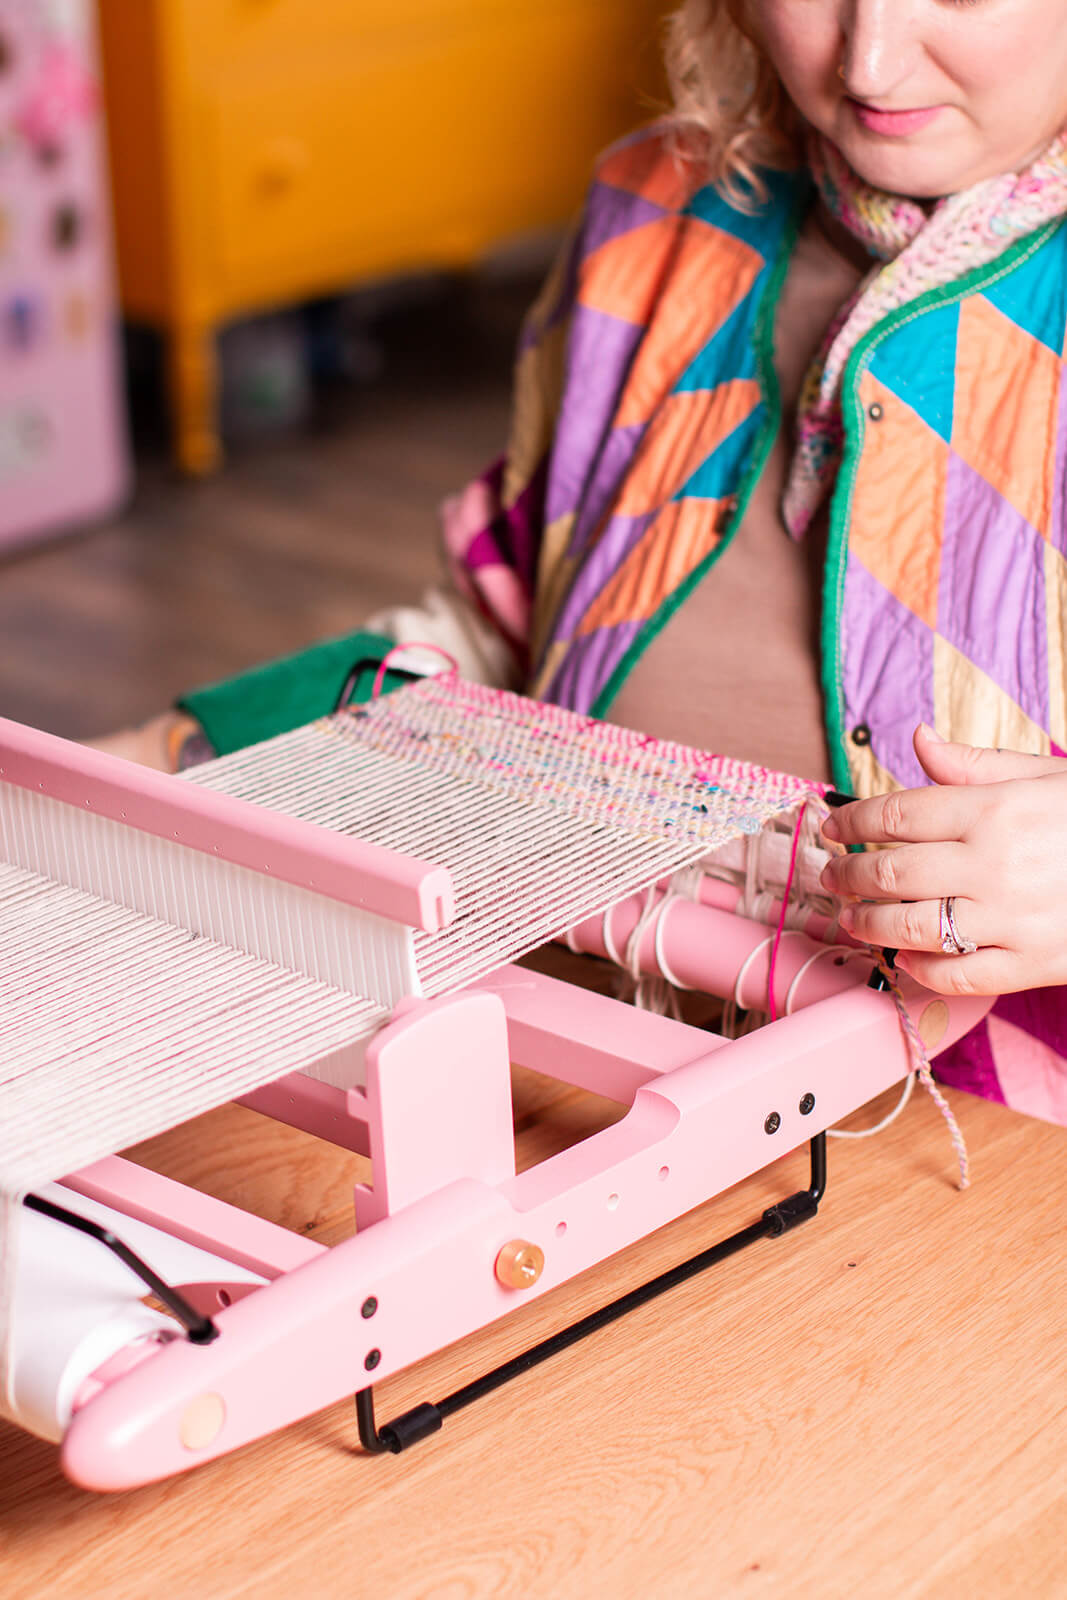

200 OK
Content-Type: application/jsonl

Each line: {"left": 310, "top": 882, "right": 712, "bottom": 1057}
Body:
{"left": 766, "top": 802, "right": 808, "bottom": 1022}
{"left": 370, "top": 643, "right": 459, "bottom": 702}
{"left": 785, "top": 128, "right": 1067, "bottom": 538}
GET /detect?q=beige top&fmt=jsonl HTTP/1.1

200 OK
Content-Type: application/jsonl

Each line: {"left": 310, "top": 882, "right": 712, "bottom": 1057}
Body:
{"left": 608, "top": 213, "right": 866, "bottom": 784}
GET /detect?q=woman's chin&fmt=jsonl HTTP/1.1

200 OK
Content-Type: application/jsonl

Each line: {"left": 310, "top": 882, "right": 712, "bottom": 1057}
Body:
{"left": 829, "top": 126, "right": 973, "bottom": 200}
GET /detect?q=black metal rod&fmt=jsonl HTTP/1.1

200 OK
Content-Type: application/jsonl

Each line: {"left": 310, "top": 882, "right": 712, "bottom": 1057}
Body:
{"left": 334, "top": 655, "right": 426, "bottom": 713}
{"left": 24, "top": 1192, "right": 218, "bottom": 1344}
{"left": 356, "top": 1134, "right": 827, "bottom": 1453}
{"left": 447, "top": 1216, "right": 774, "bottom": 1420}
{"left": 808, "top": 1129, "right": 827, "bottom": 1205}
{"left": 355, "top": 1387, "right": 391, "bottom": 1453}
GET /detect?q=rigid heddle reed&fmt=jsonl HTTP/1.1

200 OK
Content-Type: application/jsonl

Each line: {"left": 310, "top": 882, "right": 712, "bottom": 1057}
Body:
{"left": 0, "top": 677, "right": 821, "bottom": 1421}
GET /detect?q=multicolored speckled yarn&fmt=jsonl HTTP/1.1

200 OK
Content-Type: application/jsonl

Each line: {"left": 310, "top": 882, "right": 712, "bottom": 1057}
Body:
{"left": 784, "top": 128, "right": 1067, "bottom": 538}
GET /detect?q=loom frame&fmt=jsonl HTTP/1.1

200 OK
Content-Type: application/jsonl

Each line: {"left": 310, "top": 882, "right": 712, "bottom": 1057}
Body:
{"left": 41, "top": 947, "right": 989, "bottom": 1492}
{"left": 0, "top": 684, "right": 991, "bottom": 1491}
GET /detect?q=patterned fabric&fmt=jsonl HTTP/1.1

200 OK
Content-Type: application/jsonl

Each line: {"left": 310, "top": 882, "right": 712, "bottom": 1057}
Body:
{"left": 445, "top": 128, "right": 806, "bottom": 713}
{"left": 336, "top": 675, "right": 820, "bottom": 846}
{"left": 445, "top": 125, "right": 1067, "bottom": 1125}
{"left": 836, "top": 217, "right": 1067, "bottom": 799}
{"left": 785, "top": 129, "right": 1067, "bottom": 537}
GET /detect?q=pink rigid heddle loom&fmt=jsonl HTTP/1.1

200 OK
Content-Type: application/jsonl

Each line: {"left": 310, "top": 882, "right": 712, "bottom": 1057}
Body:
{"left": 0, "top": 671, "right": 991, "bottom": 1491}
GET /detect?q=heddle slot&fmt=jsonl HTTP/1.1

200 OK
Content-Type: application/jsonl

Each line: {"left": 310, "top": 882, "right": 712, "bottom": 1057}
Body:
{"left": 0, "top": 715, "right": 453, "bottom": 932}
{"left": 0, "top": 782, "right": 420, "bottom": 1004}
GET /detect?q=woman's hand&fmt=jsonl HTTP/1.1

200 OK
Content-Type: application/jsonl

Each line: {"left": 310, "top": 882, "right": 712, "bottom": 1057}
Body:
{"left": 819, "top": 724, "right": 1067, "bottom": 996}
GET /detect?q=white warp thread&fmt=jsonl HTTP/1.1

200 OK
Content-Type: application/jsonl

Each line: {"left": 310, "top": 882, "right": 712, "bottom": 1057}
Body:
{"left": 0, "top": 678, "right": 819, "bottom": 1420}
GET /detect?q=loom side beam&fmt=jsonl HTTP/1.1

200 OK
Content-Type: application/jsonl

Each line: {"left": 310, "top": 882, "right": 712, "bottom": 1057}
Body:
{"left": 0, "top": 714, "right": 454, "bottom": 931}
{"left": 58, "top": 979, "right": 988, "bottom": 1491}
{"left": 60, "top": 1158, "right": 325, "bottom": 1280}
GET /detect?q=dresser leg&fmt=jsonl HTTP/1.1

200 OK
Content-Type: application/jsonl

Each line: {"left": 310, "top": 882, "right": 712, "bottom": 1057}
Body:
{"left": 169, "top": 320, "right": 222, "bottom": 476}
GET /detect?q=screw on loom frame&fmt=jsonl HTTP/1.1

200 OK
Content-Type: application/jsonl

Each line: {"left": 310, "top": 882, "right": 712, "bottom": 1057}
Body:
{"left": 354, "top": 1134, "right": 827, "bottom": 1456}
{"left": 22, "top": 1193, "right": 219, "bottom": 1344}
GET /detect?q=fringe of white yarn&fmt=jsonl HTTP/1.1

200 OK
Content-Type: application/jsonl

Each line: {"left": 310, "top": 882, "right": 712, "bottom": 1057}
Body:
{"left": 601, "top": 811, "right": 964, "bottom": 1173}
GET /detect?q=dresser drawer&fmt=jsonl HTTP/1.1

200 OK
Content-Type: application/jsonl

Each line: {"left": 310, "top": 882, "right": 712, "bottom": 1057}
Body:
{"left": 206, "top": 2, "right": 660, "bottom": 305}
{"left": 186, "top": 0, "right": 660, "bottom": 71}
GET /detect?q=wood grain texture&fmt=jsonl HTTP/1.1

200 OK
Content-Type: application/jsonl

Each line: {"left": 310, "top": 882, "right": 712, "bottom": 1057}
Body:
{"left": 1, "top": 1084, "right": 1065, "bottom": 1600}
{"left": 0, "top": 284, "right": 1065, "bottom": 1597}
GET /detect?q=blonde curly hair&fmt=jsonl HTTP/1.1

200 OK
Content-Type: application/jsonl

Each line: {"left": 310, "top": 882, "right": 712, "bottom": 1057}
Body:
{"left": 664, "top": 0, "right": 800, "bottom": 207}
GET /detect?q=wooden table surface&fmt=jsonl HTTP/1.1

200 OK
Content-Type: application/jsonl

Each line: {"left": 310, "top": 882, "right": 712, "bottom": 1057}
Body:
{"left": 2, "top": 1058, "right": 1065, "bottom": 1600}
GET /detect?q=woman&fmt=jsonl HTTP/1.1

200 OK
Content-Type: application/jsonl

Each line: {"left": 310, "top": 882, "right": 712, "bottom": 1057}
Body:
{"left": 105, "top": 0, "right": 1067, "bottom": 1121}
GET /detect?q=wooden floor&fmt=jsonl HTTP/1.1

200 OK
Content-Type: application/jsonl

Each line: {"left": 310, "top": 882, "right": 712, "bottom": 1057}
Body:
{"left": 0, "top": 276, "right": 528, "bottom": 739}
{"left": 1, "top": 284, "right": 1066, "bottom": 1597}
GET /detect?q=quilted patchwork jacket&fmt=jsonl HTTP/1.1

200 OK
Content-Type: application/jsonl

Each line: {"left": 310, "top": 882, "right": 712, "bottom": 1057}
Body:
{"left": 444, "top": 127, "right": 1067, "bottom": 1125}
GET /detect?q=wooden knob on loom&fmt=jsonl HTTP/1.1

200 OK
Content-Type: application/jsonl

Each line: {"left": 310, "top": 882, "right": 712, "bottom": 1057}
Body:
{"left": 494, "top": 1240, "right": 545, "bottom": 1291}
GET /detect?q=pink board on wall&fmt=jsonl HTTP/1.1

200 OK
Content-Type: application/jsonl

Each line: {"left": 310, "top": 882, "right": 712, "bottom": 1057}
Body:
{"left": 0, "top": 0, "right": 128, "bottom": 550}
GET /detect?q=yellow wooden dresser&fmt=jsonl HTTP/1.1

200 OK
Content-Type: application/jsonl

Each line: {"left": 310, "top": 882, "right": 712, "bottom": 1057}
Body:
{"left": 96, "top": 0, "right": 668, "bottom": 473}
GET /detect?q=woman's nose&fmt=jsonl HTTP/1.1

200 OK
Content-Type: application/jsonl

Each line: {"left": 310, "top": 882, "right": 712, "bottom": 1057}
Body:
{"left": 840, "top": 0, "right": 925, "bottom": 102}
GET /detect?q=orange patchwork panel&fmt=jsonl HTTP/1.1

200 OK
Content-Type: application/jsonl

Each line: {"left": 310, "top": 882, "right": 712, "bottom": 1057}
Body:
{"left": 595, "top": 133, "right": 699, "bottom": 213}
{"left": 578, "top": 213, "right": 685, "bottom": 326}
{"left": 850, "top": 373, "right": 948, "bottom": 628}
{"left": 615, "top": 223, "right": 764, "bottom": 429}
{"left": 614, "top": 381, "right": 761, "bottom": 517}
{"left": 953, "top": 296, "right": 1061, "bottom": 537}
{"left": 579, "top": 498, "right": 725, "bottom": 635}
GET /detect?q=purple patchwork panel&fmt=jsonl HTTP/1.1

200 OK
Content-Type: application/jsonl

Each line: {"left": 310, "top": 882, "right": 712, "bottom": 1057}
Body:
{"left": 841, "top": 557, "right": 934, "bottom": 786}
{"left": 544, "top": 618, "right": 643, "bottom": 713}
{"left": 934, "top": 1020, "right": 1007, "bottom": 1105}
{"left": 570, "top": 423, "right": 648, "bottom": 552}
{"left": 521, "top": 181, "right": 668, "bottom": 354}
{"left": 939, "top": 452, "right": 1049, "bottom": 728}
{"left": 578, "top": 181, "right": 668, "bottom": 280}
{"left": 545, "top": 306, "right": 644, "bottom": 527}
{"left": 548, "top": 510, "right": 658, "bottom": 644}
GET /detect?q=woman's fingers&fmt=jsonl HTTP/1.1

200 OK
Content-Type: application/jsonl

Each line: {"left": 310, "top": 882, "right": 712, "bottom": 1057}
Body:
{"left": 913, "top": 725, "right": 1067, "bottom": 787}
{"left": 895, "top": 946, "right": 1029, "bottom": 998}
{"left": 820, "top": 840, "right": 972, "bottom": 902}
{"left": 822, "top": 783, "right": 975, "bottom": 848}
{"left": 838, "top": 895, "right": 983, "bottom": 953}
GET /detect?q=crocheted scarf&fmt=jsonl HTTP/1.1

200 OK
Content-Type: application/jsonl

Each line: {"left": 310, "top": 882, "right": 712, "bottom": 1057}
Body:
{"left": 783, "top": 128, "right": 1067, "bottom": 538}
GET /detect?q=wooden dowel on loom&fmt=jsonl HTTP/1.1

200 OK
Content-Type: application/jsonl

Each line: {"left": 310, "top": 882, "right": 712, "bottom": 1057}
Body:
{"left": 565, "top": 893, "right": 868, "bottom": 1013}
{"left": 696, "top": 874, "right": 846, "bottom": 947}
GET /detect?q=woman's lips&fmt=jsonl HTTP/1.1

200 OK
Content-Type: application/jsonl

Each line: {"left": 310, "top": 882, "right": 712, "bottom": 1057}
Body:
{"left": 849, "top": 100, "right": 942, "bottom": 137}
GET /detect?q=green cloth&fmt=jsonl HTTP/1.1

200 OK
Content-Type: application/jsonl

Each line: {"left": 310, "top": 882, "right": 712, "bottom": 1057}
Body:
{"left": 177, "top": 629, "right": 400, "bottom": 756}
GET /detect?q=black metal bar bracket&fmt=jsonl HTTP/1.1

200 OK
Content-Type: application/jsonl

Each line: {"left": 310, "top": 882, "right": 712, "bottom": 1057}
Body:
{"left": 334, "top": 655, "right": 428, "bottom": 714}
{"left": 23, "top": 1192, "right": 219, "bottom": 1345}
{"left": 355, "top": 1133, "right": 827, "bottom": 1455}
